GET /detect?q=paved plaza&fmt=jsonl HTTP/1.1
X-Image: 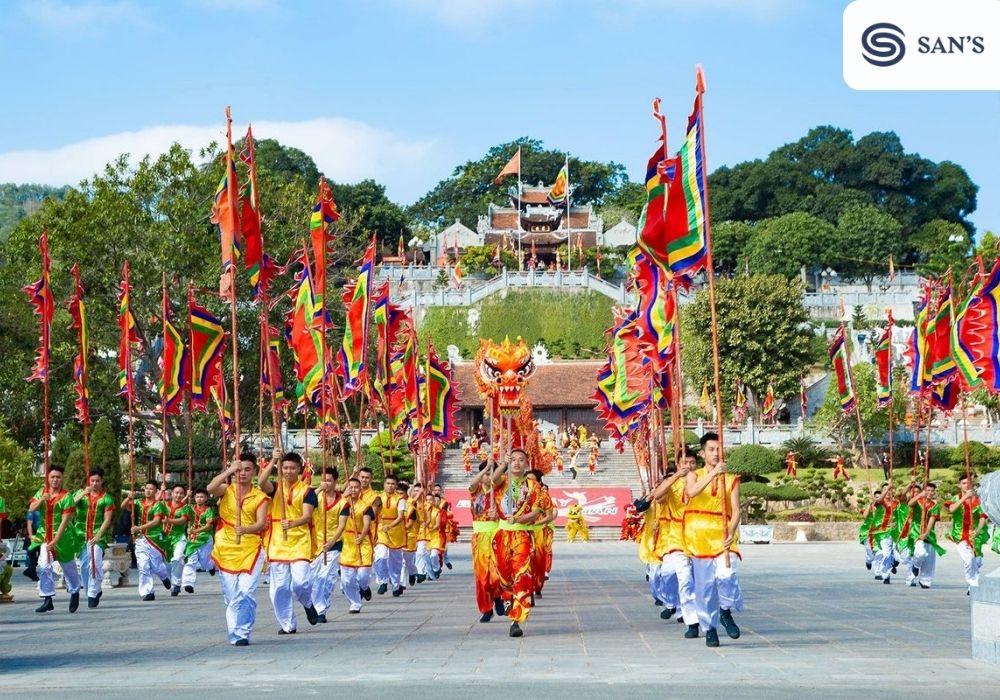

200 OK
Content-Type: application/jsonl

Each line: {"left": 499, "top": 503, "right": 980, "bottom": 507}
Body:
{"left": 2, "top": 541, "right": 999, "bottom": 698}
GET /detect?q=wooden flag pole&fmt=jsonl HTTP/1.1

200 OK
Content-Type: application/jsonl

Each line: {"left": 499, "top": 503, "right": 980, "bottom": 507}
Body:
{"left": 841, "top": 323, "right": 873, "bottom": 496}
{"left": 161, "top": 273, "right": 169, "bottom": 492}
{"left": 186, "top": 283, "right": 195, "bottom": 492}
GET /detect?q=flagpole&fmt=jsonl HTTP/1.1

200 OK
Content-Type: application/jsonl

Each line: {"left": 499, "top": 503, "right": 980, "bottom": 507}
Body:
{"left": 517, "top": 146, "right": 523, "bottom": 270}
{"left": 186, "top": 282, "right": 195, "bottom": 492}
{"left": 841, "top": 322, "right": 873, "bottom": 496}
{"left": 258, "top": 321, "right": 265, "bottom": 461}
{"left": 222, "top": 108, "right": 242, "bottom": 460}
{"left": 161, "top": 273, "right": 170, "bottom": 491}
{"left": 691, "top": 67, "right": 732, "bottom": 565}
{"left": 122, "top": 262, "right": 136, "bottom": 547}
{"left": 71, "top": 264, "right": 95, "bottom": 577}
{"left": 566, "top": 153, "right": 572, "bottom": 272}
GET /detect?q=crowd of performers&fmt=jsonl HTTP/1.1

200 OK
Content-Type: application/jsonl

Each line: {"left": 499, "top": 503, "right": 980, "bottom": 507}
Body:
{"left": 20, "top": 451, "right": 462, "bottom": 646}
{"left": 467, "top": 448, "right": 557, "bottom": 638}
{"left": 463, "top": 422, "right": 601, "bottom": 479}
{"left": 859, "top": 474, "right": 1000, "bottom": 593}
{"left": 621, "top": 432, "right": 744, "bottom": 648}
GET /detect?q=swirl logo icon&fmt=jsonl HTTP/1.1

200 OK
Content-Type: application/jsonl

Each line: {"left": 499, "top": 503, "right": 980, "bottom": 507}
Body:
{"left": 861, "top": 22, "right": 906, "bottom": 66}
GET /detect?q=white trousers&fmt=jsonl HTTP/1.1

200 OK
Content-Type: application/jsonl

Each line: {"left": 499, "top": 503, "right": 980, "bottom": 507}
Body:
{"left": 135, "top": 538, "right": 168, "bottom": 597}
{"left": 661, "top": 552, "right": 698, "bottom": 625}
{"left": 268, "top": 561, "right": 313, "bottom": 632}
{"left": 169, "top": 538, "right": 187, "bottom": 587}
{"left": 341, "top": 566, "right": 370, "bottom": 611}
{"left": 415, "top": 541, "right": 430, "bottom": 576}
{"left": 648, "top": 563, "right": 661, "bottom": 601}
{"left": 219, "top": 555, "right": 263, "bottom": 645}
{"left": 862, "top": 541, "right": 875, "bottom": 566}
{"left": 79, "top": 543, "right": 104, "bottom": 598}
{"left": 430, "top": 548, "right": 443, "bottom": 577}
{"left": 402, "top": 550, "right": 415, "bottom": 582}
{"left": 896, "top": 542, "right": 913, "bottom": 571}
{"left": 910, "top": 540, "right": 937, "bottom": 587}
{"left": 873, "top": 537, "right": 895, "bottom": 578}
{"left": 690, "top": 554, "right": 743, "bottom": 633}
{"left": 182, "top": 539, "right": 215, "bottom": 588}
{"left": 38, "top": 544, "right": 81, "bottom": 597}
{"left": 956, "top": 541, "right": 983, "bottom": 587}
{"left": 310, "top": 550, "right": 341, "bottom": 615}
{"left": 373, "top": 546, "right": 403, "bottom": 589}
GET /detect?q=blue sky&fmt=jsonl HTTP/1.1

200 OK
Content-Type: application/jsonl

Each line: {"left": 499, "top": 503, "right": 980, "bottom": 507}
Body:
{"left": 0, "top": 0, "right": 996, "bottom": 233}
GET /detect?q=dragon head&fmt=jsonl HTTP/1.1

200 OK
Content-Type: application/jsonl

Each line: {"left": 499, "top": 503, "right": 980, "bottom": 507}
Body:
{"left": 475, "top": 336, "right": 536, "bottom": 415}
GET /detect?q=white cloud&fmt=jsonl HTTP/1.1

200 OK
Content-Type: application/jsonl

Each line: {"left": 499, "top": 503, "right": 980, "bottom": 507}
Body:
{"left": 392, "top": 0, "right": 544, "bottom": 30}
{"left": 19, "top": 0, "right": 143, "bottom": 32}
{"left": 0, "top": 117, "right": 448, "bottom": 204}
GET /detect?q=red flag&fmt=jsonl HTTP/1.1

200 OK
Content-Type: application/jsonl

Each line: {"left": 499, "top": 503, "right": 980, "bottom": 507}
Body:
{"left": 117, "top": 261, "right": 140, "bottom": 398}
{"left": 494, "top": 147, "right": 520, "bottom": 185}
{"left": 23, "top": 231, "right": 54, "bottom": 382}
{"left": 68, "top": 263, "right": 90, "bottom": 424}
{"left": 238, "top": 124, "right": 270, "bottom": 300}
{"left": 210, "top": 107, "right": 241, "bottom": 272}
{"left": 310, "top": 178, "right": 340, "bottom": 307}
{"left": 188, "top": 288, "right": 226, "bottom": 412}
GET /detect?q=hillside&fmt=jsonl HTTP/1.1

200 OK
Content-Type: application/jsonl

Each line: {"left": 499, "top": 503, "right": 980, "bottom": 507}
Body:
{"left": 0, "top": 183, "right": 69, "bottom": 241}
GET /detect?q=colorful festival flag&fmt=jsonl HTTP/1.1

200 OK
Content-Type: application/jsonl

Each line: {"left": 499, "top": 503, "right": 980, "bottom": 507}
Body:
{"left": 210, "top": 107, "right": 241, "bottom": 271}
{"left": 338, "top": 237, "right": 376, "bottom": 397}
{"left": 158, "top": 291, "right": 188, "bottom": 416}
{"left": 289, "top": 257, "right": 324, "bottom": 411}
{"left": 875, "top": 316, "right": 893, "bottom": 408}
{"left": 261, "top": 328, "right": 286, "bottom": 407}
{"left": 494, "top": 147, "right": 520, "bottom": 185}
{"left": 800, "top": 376, "right": 809, "bottom": 418}
{"left": 309, "top": 178, "right": 340, "bottom": 307}
{"left": 699, "top": 380, "right": 710, "bottom": 412}
{"left": 211, "top": 369, "right": 235, "bottom": 443}
{"left": 423, "top": 344, "right": 460, "bottom": 441}
{"left": 829, "top": 326, "right": 857, "bottom": 415}
{"left": 761, "top": 381, "right": 776, "bottom": 419}
{"left": 238, "top": 124, "right": 272, "bottom": 300}
{"left": 547, "top": 160, "right": 568, "bottom": 207}
{"left": 926, "top": 284, "right": 957, "bottom": 384}
{"left": 67, "top": 263, "right": 90, "bottom": 424}
{"left": 952, "top": 258, "right": 1000, "bottom": 392}
{"left": 117, "top": 261, "right": 139, "bottom": 398}
{"left": 23, "top": 231, "right": 54, "bottom": 382}
{"left": 909, "top": 286, "right": 931, "bottom": 393}
{"left": 188, "top": 291, "right": 225, "bottom": 411}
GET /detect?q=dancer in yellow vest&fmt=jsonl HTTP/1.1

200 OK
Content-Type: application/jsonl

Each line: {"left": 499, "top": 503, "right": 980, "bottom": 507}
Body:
{"left": 208, "top": 453, "right": 270, "bottom": 646}
{"left": 684, "top": 432, "right": 743, "bottom": 648}
{"left": 328, "top": 477, "right": 375, "bottom": 613}
{"left": 565, "top": 502, "right": 589, "bottom": 542}
{"left": 402, "top": 483, "right": 421, "bottom": 586}
{"left": 649, "top": 450, "right": 698, "bottom": 633}
{"left": 258, "top": 450, "right": 320, "bottom": 634}
{"left": 355, "top": 466, "right": 382, "bottom": 601}
{"left": 374, "top": 474, "right": 408, "bottom": 597}
{"left": 427, "top": 495, "right": 445, "bottom": 580}
{"left": 310, "top": 467, "right": 344, "bottom": 623}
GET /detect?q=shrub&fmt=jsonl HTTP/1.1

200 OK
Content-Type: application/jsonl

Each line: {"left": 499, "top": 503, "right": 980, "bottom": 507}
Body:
{"left": 726, "top": 444, "right": 783, "bottom": 480}
{"left": 782, "top": 436, "right": 832, "bottom": 469}
{"left": 783, "top": 510, "right": 817, "bottom": 522}
{"left": 894, "top": 442, "right": 952, "bottom": 470}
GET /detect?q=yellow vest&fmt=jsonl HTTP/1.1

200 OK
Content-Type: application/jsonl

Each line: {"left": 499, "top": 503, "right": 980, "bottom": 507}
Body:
{"left": 377, "top": 492, "right": 407, "bottom": 549}
{"left": 638, "top": 501, "right": 659, "bottom": 564}
{"left": 311, "top": 490, "right": 344, "bottom": 559}
{"left": 265, "top": 480, "right": 315, "bottom": 562}
{"left": 212, "top": 485, "right": 269, "bottom": 574}
{"left": 404, "top": 502, "right": 419, "bottom": 551}
{"left": 339, "top": 499, "right": 374, "bottom": 568}
{"left": 427, "top": 505, "right": 443, "bottom": 549}
{"left": 683, "top": 468, "right": 740, "bottom": 559}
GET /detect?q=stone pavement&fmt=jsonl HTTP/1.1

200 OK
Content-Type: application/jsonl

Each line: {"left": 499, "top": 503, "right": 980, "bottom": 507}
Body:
{"left": 2, "top": 541, "right": 999, "bottom": 699}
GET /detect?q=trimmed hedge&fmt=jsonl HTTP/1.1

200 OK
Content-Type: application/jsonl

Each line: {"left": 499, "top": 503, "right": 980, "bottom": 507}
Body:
{"left": 726, "top": 444, "right": 783, "bottom": 479}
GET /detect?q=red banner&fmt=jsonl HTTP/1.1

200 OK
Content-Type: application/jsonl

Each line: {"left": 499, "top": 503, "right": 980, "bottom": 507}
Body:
{"left": 443, "top": 487, "right": 633, "bottom": 527}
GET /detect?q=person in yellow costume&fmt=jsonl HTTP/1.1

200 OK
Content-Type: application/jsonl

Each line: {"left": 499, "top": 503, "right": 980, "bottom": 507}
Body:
{"left": 565, "top": 501, "right": 589, "bottom": 542}
{"left": 310, "top": 467, "right": 344, "bottom": 623}
{"left": 327, "top": 476, "right": 375, "bottom": 613}
{"left": 648, "top": 450, "right": 698, "bottom": 632}
{"left": 427, "top": 494, "right": 445, "bottom": 580}
{"left": 373, "top": 474, "right": 407, "bottom": 597}
{"left": 354, "top": 466, "right": 382, "bottom": 601}
{"left": 402, "top": 483, "right": 421, "bottom": 586}
{"left": 638, "top": 493, "right": 662, "bottom": 605}
{"left": 684, "top": 432, "right": 743, "bottom": 648}
{"left": 258, "top": 450, "right": 320, "bottom": 634}
{"left": 208, "top": 453, "right": 270, "bottom": 646}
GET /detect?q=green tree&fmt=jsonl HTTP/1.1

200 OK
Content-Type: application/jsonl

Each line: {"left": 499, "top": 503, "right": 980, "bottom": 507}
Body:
{"left": 0, "top": 421, "right": 38, "bottom": 518}
{"left": 681, "top": 275, "right": 813, "bottom": 412}
{"left": 834, "top": 204, "right": 903, "bottom": 287}
{"left": 911, "top": 219, "right": 973, "bottom": 275}
{"left": 710, "top": 220, "right": 754, "bottom": 275}
{"left": 974, "top": 230, "right": 998, "bottom": 260}
{"left": 599, "top": 180, "right": 646, "bottom": 224}
{"left": 408, "top": 138, "right": 629, "bottom": 228}
{"left": 459, "top": 244, "right": 518, "bottom": 276}
{"left": 743, "top": 212, "right": 834, "bottom": 279}
{"left": 814, "top": 363, "right": 906, "bottom": 451}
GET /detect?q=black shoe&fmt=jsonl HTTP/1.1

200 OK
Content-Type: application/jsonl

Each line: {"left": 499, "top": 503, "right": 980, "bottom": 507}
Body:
{"left": 69, "top": 591, "right": 80, "bottom": 613}
{"left": 479, "top": 611, "right": 494, "bottom": 623}
{"left": 162, "top": 578, "right": 172, "bottom": 590}
{"left": 911, "top": 566, "right": 920, "bottom": 579}
{"left": 305, "top": 605, "right": 319, "bottom": 626}
{"left": 318, "top": 614, "right": 328, "bottom": 623}
{"left": 883, "top": 576, "right": 891, "bottom": 584}
{"left": 509, "top": 622, "right": 523, "bottom": 638}
{"left": 445, "top": 561, "right": 453, "bottom": 570}
{"left": 409, "top": 575, "right": 416, "bottom": 586}
{"left": 654, "top": 598, "right": 664, "bottom": 606}
{"left": 706, "top": 628, "right": 720, "bottom": 647}
{"left": 685, "top": 624, "right": 699, "bottom": 639}
{"left": 891, "top": 564, "right": 898, "bottom": 575}
{"left": 234, "top": 638, "right": 249, "bottom": 646}
{"left": 536, "top": 590, "right": 542, "bottom": 599}
{"left": 645, "top": 573, "right": 650, "bottom": 582}
{"left": 909, "top": 581, "right": 917, "bottom": 587}
{"left": 349, "top": 608, "right": 361, "bottom": 614}
{"left": 720, "top": 610, "right": 740, "bottom": 639}
{"left": 184, "top": 585, "right": 194, "bottom": 594}
{"left": 278, "top": 628, "right": 297, "bottom": 635}
{"left": 530, "top": 593, "right": 536, "bottom": 607}
{"left": 171, "top": 586, "right": 181, "bottom": 597}
{"left": 494, "top": 597, "right": 506, "bottom": 617}
{"left": 660, "top": 607, "right": 676, "bottom": 620}
{"left": 23, "top": 569, "right": 39, "bottom": 582}
{"left": 209, "top": 569, "right": 216, "bottom": 576}
{"left": 377, "top": 583, "right": 388, "bottom": 595}
{"left": 142, "top": 593, "right": 155, "bottom": 601}
{"left": 416, "top": 574, "right": 426, "bottom": 584}
{"left": 919, "top": 583, "right": 931, "bottom": 589}
{"left": 87, "top": 596, "right": 99, "bottom": 609}
{"left": 97, "top": 591, "right": 103, "bottom": 601}
{"left": 677, "top": 616, "right": 686, "bottom": 623}
{"left": 875, "top": 575, "right": 883, "bottom": 581}
{"left": 865, "top": 562, "right": 872, "bottom": 571}
{"left": 392, "top": 587, "right": 403, "bottom": 597}
{"left": 35, "top": 596, "right": 54, "bottom": 613}
{"left": 362, "top": 587, "right": 372, "bottom": 601}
